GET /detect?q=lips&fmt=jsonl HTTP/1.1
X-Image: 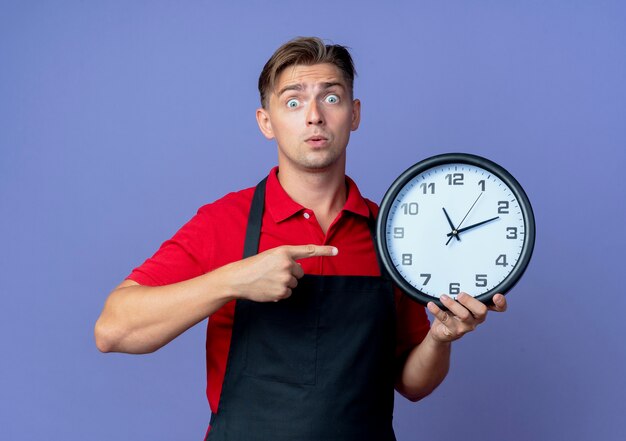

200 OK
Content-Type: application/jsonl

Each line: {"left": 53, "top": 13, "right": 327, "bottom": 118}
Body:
{"left": 305, "top": 136, "right": 329, "bottom": 148}
{"left": 306, "top": 135, "right": 328, "bottom": 142}
{"left": 305, "top": 134, "right": 330, "bottom": 148}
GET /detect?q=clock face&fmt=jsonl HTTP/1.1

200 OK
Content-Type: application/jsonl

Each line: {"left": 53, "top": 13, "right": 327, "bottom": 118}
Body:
{"left": 376, "top": 153, "right": 535, "bottom": 307}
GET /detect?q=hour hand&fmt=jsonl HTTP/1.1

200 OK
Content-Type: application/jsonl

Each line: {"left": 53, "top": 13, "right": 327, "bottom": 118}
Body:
{"left": 446, "top": 216, "right": 500, "bottom": 237}
{"left": 442, "top": 207, "right": 460, "bottom": 244}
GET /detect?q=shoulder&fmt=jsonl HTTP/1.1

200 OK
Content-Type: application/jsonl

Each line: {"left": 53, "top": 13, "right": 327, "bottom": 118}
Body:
{"left": 196, "top": 186, "right": 256, "bottom": 221}
{"left": 173, "top": 185, "right": 256, "bottom": 271}
{"left": 364, "top": 198, "right": 379, "bottom": 217}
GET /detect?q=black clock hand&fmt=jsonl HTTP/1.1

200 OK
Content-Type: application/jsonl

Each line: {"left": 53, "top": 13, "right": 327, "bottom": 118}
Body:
{"left": 445, "top": 193, "right": 482, "bottom": 245}
{"left": 442, "top": 207, "right": 460, "bottom": 242}
{"left": 446, "top": 216, "right": 500, "bottom": 237}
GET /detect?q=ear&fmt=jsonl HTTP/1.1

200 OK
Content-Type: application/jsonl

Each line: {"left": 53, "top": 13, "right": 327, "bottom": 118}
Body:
{"left": 256, "top": 107, "right": 275, "bottom": 140}
{"left": 350, "top": 99, "right": 361, "bottom": 131}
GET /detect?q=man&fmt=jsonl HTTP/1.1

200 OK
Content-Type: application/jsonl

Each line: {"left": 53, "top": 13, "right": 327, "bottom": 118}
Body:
{"left": 95, "top": 37, "right": 507, "bottom": 440}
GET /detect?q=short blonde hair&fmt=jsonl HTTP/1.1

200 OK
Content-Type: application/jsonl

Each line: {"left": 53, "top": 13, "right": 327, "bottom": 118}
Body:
{"left": 258, "top": 36, "right": 356, "bottom": 108}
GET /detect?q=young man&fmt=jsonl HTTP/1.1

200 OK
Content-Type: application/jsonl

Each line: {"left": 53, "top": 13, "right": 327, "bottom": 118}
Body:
{"left": 95, "top": 37, "right": 507, "bottom": 440}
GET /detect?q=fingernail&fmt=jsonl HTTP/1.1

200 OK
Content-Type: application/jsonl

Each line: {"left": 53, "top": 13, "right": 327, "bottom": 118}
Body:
{"left": 331, "top": 247, "right": 338, "bottom": 255}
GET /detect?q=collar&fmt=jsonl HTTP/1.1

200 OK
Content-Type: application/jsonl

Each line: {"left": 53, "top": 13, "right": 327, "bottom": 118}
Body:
{"left": 265, "top": 167, "right": 372, "bottom": 223}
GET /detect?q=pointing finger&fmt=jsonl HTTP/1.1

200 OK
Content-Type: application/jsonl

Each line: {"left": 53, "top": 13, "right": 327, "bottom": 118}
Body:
{"left": 284, "top": 244, "right": 338, "bottom": 260}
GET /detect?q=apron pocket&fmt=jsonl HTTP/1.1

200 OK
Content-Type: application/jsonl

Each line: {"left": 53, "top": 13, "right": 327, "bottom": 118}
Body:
{"left": 242, "top": 292, "right": 318, "bottom": 386}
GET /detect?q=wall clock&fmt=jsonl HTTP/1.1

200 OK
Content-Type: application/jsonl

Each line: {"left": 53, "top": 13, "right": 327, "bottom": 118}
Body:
{"left": 376, "top": 153, "right": 535, "bottom": 308}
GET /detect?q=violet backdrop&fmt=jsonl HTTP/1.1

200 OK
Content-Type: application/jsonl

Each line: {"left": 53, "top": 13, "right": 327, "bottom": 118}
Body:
{"left": 1, "top": 1, "right": 625, "bottom": 440}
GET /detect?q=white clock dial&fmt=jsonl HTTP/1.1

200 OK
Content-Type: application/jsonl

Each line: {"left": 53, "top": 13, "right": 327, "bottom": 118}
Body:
{"left": 377, "top": 154, "right": 535, "bottom": 307}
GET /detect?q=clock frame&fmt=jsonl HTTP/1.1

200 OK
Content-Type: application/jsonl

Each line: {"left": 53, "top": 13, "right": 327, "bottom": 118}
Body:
{"left": 375, "top": 153, "right": 536, "bottom": 308}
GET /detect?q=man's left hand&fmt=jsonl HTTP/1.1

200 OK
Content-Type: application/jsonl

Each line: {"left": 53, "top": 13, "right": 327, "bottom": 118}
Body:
{"left": 426, "top": 292, "right": 507, "bottom": 343}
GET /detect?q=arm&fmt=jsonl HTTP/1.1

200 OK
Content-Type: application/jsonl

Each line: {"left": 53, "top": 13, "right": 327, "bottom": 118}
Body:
{"left": 395, "top": 293, "right": 507, "bottom": 401}
{"left": 94, "top": 245, "right": 337, "bottom": 354}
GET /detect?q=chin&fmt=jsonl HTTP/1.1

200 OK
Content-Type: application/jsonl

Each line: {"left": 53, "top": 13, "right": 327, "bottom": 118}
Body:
{"left": 300, "top": 157, "right": 343, "bottom": 171}
{"left": 301, "top": 149, "right": 345, "bottom": 169}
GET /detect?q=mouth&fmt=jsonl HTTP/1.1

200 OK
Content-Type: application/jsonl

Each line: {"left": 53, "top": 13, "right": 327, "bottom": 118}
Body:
{"left": 306, "top": 135, "right": 328, "bottom": 141}
{"left": 305, "top": 135, "right": 329, "bottom": 147}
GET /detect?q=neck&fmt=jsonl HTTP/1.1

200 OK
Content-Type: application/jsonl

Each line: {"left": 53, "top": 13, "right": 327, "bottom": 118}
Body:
{"left": 277, "top": 162, "right": 347, "bottom": 234}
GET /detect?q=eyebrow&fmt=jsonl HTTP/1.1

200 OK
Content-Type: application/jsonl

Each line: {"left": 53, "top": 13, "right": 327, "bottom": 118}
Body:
{"left": 277, "top": 81, "right": 346, "bottom": 97}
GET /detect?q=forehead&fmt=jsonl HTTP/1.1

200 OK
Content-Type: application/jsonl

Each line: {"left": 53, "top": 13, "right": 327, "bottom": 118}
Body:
{"left": 274, "top": 63, "right": 347, "bottom": 92}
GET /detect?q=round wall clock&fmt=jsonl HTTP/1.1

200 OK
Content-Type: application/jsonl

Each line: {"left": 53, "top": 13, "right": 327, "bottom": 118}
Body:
{"left": 376, "top": 153, "right": 535, "bottom": 308}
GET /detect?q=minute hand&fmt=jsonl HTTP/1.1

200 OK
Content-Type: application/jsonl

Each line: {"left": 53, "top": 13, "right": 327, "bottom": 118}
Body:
{"left": 446, "top": 216, "right": 500, "bottom": 237}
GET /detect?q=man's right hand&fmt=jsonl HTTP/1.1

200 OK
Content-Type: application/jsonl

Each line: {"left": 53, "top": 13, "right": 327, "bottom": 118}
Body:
{"left": 224, "top": 245, "right": 338, "bottom": 302}
{"left": 95, "top": 244, "right": 337, "bottom": 353}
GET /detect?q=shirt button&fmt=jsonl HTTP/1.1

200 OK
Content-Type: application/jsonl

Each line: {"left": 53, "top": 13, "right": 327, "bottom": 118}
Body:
{"left": 303, "top": 212, "right": 310, "bottom": 219}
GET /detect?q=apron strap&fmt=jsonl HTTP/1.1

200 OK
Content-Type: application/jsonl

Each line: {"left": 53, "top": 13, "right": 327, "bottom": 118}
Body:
{"left": 366, "top": 212, "right": 388, "bottom": 279}
{"left": 242, "top": 177, "right": 267, "bottom": 259}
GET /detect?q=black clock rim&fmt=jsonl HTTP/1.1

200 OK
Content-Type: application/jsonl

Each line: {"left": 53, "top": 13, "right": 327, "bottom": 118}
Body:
{"left": 375, "top": 152, "right": 536, "bottom": 308}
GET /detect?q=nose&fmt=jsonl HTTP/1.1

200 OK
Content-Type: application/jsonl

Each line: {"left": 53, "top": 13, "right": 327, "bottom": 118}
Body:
{"left": 306, "top": 100, "right": 324, "bottom": 126}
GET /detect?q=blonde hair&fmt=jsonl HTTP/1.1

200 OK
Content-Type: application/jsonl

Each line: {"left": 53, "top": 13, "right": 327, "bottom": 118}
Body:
{"left": 258, "top": 36, "right": 356, "bottom": 108}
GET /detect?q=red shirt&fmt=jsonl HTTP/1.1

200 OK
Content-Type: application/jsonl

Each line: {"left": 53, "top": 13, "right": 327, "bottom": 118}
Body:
{"left": 128, "top": 167, "right": 430, "bottom": 414}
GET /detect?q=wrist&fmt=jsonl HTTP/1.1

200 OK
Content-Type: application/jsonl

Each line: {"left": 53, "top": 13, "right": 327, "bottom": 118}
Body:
{"left": 203, "top": 264, "right": 241, "bottom": 302}
{"left": 424, "top": 330, "right": 452, "bottom": 351}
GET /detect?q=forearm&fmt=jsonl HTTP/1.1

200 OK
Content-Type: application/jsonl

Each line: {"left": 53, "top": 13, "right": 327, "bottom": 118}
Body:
{"left": 395, "top": 331, "right": 451, "bottom": 402}
{"left": 95, "top": 244, "right": 335, "bottom": 354}
{"left": 95, "top": 267, "right": 235, "bottom": 354}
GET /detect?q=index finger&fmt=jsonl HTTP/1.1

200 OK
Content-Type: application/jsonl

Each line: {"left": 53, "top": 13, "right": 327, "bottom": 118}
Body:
{"left": 283, "top": 244, "right": 339, "bottom": 260}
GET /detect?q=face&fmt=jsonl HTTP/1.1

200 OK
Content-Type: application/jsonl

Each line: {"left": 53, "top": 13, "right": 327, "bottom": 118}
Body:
{"left": 256, "top": 63, "right": 361, "bottom": 173}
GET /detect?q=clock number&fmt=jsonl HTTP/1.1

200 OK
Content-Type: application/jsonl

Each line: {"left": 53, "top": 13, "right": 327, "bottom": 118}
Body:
{"left": 495, "top": 254, "right": 508, "bottom": 267}
{"left": 401, "top": 202, "right": 419, "bottom": 215}
{"left": 449, "top": 283, "right": 460, "bottom": 295}
{"left": 478, "top": 180, "right": 485, "bottom": 191}
{"left": 506, "top": 227, "right": 518, "bottom": 239}
{"left": 420, "top": 182, "right": 435, "bottom": 194}
{"left": 498, "top": 201, "right": 510, "bottom": 214}
{"left": 393, "top": 227, "right": 405, "bottom": 239}
{"left": 420, "top": 273, "right": 431, "bottom": 285}
{"left": 402, "top": 254, "right": 413, "bottom": 265}
{"left": 475, "top": 274, "right": 488, "bottom": 287}
{"left": 445, "top": 173, "right": 464, "bottom": 185}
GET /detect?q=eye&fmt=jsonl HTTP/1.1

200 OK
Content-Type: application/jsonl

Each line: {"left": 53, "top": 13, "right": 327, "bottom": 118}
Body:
{"left": 287, "top": 99, "right": 300, "bottom": 108}
{"left": 325, "top": 94, "right": 339, "bottom": 104}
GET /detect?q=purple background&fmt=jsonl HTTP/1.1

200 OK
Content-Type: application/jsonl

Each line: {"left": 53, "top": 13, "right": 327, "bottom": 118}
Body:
{"left": 1, "top": 1, "right": 625, "bottom": 440}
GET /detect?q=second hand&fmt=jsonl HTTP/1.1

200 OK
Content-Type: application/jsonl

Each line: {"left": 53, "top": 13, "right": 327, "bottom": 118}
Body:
{"left": 456, "top": 192, "right": 483, "bottom": 230}
{"left": 445, "top": 192, "right": 483, "bottom": 245}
